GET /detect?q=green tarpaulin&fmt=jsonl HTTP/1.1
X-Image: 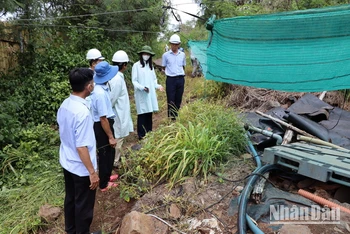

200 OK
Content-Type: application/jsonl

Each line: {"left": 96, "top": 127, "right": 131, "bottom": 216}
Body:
{"left": 189, "top": 5, "right": 350, "bottom": 92}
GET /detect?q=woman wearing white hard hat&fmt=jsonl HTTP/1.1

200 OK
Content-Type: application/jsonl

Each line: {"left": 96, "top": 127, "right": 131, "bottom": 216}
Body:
{"left": 109, "top": 50, "right": 134, "bottom": 167}
{"left": 132, "top": 45, "right": 164, "bottom": 140}
{"left": 86, "top": 48, "right": 105, "bottom": 71}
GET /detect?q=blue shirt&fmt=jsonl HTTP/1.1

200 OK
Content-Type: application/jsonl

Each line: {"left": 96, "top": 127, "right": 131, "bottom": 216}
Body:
{"left": 162, "top": 50, "right": 186, "bottom": 76}
{"left": 90, "top": 84, "right": 115, "bottom": 122}
{"left": 57, "top": 94, "right": 97, "bottom": 177}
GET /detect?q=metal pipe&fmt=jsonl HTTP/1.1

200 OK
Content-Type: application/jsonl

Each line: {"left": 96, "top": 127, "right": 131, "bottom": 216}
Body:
{"left": 245, "top": 124, "right": 283, "bottom": 145}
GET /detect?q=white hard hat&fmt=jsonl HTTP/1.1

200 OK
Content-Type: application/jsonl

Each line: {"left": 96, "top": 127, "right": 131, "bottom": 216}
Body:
{"left": 112, "top": 50, "right": 129, "bottom": 63}
{"left": 86, "top": 48, "right": 105, "bottom": 60}
{"left": 169, "top": 34, "right": 181, "bottom": 44}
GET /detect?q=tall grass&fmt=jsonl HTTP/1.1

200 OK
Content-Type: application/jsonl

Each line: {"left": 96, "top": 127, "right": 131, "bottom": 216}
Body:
{"left": 0, "top": 124, "right": 64, "bottom": 233}
{"left": 120, "top": 99, "right": 247, "bottom": 191}
{"left": 0, "top": 168, "right": 64, "bottom": 233}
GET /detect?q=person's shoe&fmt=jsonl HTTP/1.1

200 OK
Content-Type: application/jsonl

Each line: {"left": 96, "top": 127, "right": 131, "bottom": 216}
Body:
{"left": 100, "top": 182, "right": 118, "bottom": 192}
{"left": 109, "top": 174, "right": 119, "bottom": 182}
{"left": 131, "top": 144, "right": 142, "bottom": 151}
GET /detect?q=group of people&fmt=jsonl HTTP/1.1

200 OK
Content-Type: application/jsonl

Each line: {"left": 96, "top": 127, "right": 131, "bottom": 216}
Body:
{"left": 57, "top": 34, "right": 187, "bottom": 234}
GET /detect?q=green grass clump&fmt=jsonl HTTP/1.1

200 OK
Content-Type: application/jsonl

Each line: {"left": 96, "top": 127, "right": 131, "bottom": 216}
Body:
{"left": 119, "top": 99, "right": 247, "bottom": 194}
{"left": 0, "top": 124, "right": 64, "bottom": 233}
{"left": 0, "top": 171, "right": 64, "bottom": 233}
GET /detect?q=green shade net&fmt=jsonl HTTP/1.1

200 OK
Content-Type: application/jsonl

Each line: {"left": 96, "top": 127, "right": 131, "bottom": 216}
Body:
{"left": 188, "top": 5, "right": 350, "bottom": 92}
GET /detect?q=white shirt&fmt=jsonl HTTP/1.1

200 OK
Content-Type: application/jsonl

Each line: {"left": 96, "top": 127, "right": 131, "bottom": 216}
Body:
{"left": 109, "top": 72, "right": 134, "bottom": 138}
{"left": 57, "top": 94, "right": 97, "bottom": 177}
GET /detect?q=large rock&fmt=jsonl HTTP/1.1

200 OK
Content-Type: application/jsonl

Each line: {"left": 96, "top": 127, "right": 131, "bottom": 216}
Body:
{"left": 119, "top": 211, "right": 155, "bottom": 234}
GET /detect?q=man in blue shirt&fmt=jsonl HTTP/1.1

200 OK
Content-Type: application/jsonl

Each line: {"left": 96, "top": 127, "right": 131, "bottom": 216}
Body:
{"left": 90, "top": 61, "right": 119, "bottom": 192}
{"left": 162, "top": 34, "right": 186, "bottom": 120}
{"left": 57, "top": 68, "right": 99, "bottom": 234}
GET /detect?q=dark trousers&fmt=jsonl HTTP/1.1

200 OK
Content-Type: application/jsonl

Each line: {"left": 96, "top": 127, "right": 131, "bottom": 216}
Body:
{"left": 137, "top": 112, "right": 153, "bottom": 140}
{"left": 63, "top": 169, "right": 96, "bottom": 234}
{"left": 166, "top": 75, "right": 185, "bottom": 119}
{"left": 94, "top": 119, "right": 115, "bottom": 189}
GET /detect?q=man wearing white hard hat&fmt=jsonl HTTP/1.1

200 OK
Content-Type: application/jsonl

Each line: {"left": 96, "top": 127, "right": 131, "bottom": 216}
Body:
{"left": 86, "top": 48, "right": 105, "bottom": 71}
{"left": 109, "top": 50, "right": 134, "bottom": 167}
{"left": 162, "top": 34, "right": 186, "bottom": 120}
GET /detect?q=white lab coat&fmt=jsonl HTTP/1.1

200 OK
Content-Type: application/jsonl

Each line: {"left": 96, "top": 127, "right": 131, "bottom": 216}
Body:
{"left": 109, "top": 72, "right": 134, "bottom": 138}
{"left": 132, "top": 61, "right": 162, "bottom": 115}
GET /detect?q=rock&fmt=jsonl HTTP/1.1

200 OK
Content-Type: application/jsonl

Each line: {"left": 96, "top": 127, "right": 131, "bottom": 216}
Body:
{"left": 119, "top": 211, "right": 155, "bottom": 234}
{"left": 297, "top": 178, "right": 316, "bottom": 189}
{"left": 278, "top": 224, "right": 312, "bottom": 234}
{"left": 38, "top": 204, "right": 61, "bottom": 223}
{"left": 235, "top": 186, "right": 244, "bottom": 192}
{"left": 182, "top": 177, "right": 196, "bottom": 195}
{"left": 153, "top": 218, "right": 169, "bottom": 234}
{"left": 187, "top": 218, "right": 222, "bottom": 234}
{"left": 169, "top": 204, "right": 181, "bottom": 219}
{"left": 314, "top": 189, "right": 331, "bottom": 200}
{"left": 240, "top": 153, "right": 252, "bottom": 160}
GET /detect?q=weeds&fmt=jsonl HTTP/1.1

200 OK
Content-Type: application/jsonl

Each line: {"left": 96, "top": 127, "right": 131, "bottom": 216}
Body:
{"left": 0, "top": 124, "right": 63, "bottom": 233}
{"left": 119, "top": 99, "right": 247, "bottom": 198}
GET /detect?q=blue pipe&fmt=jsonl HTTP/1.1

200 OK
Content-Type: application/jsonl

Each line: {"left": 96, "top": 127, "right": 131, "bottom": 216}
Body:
{"left": 246, "top": 132, "right": 262, "bottom": 168}
{"left": 238, "top": 164, "right": 279, "bottom": 234}
{"left": 246, "top": 214, "right": 264, "bottom": 234}
{"left": 239, "top": 131, "right": 278, "bottom": 234}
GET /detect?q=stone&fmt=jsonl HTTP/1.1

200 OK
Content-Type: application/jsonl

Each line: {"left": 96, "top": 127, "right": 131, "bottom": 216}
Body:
{"left": 119, "top": 211, "right": 155, "bottom": 234}
{"left": 169, "top": 204, "right": 181, "bottom": 219}
{"left": 240, "top": 153, "right": 252, "bottom": 160}
{"left": 278, "top": 224, "right": 312, "bottom": 234}
{"left": 153, "top": 218, "right": 169, "bottom": 234}
{"left": 38, "top": 204, "right": 61, "bottom": 223}
{"left": 181, "top": 177, "right": 197, "bottom": 195}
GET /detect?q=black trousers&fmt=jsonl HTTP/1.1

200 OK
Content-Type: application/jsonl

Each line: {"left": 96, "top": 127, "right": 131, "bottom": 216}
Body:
{"left": 137, "top": 112, "right": 153, "bottom": 140}
{"left": 166, "top": 75, "right": 185, "bottom": 119}
{"left": 63, "top": 169, "right": 96, "bottom": 234}
{"left": 94, "top": 119, "right": 115, "bottom": 189}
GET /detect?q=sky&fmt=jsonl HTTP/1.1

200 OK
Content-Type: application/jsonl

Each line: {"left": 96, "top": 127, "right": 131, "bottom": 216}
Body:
{"left": 169, "top": 0, "right": 202, "bottom": 26}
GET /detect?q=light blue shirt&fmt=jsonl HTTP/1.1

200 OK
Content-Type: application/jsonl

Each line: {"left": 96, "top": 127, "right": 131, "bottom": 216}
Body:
{"left": 90, "top": 84, "right": 115, "bottom": 122}
{"left": 162, "top": 50, "right": 186, "bottom": 76}
{"left": 57, "top": 94, "right": 97, "bottom": 177}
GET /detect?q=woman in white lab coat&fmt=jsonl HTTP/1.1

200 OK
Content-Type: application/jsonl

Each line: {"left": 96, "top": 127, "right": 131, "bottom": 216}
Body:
{"left": 132, "top": 45, "right": 164, "bottom": 140}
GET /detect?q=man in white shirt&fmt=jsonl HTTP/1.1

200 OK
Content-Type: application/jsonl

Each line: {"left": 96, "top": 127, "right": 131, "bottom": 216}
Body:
{"left": 162, "top": 34, "right": 186, "bottom": 120}
{"left": 57, "top": 68, "right": 99, "bottom": 234}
